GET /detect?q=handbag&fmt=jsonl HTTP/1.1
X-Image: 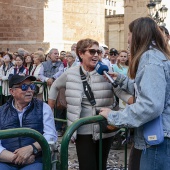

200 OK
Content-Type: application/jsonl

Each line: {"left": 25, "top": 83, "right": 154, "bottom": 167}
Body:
{"left": 80, "top": 67, "right": 118, "bottom": 133}
{"left": 143, "top": 115, "right": 164, "bottom": 145}
{"left": 56, "top": 88, "right": 67, "bottom": 109}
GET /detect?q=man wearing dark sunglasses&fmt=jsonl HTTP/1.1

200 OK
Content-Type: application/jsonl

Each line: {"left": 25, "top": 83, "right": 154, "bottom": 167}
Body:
{"left": 0, "top": 75, "right": 57, "bottom": 170}
{"left": 109, "top": 48, "right": 119, "bottom": 68}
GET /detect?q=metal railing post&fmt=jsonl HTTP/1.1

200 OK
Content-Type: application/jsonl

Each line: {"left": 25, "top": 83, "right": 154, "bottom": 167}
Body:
{"left": 99, "top": 123, "right": 103, "bottom": 170}
{"left": 60, "top": 115, "right": 106, "bottom": 170}
{"left": 60, "top": 115, "right": 128, "bottom": 170}
{"left": 124, "top": 128, "right": 128, "bottom": 170}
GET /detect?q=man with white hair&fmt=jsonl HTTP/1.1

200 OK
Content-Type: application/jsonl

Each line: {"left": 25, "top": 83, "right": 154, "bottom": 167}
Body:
{"left": 71, "top": 43, "right": 80, "bottom": 65}
{"left": 17, "top": 48, "right": 29, "bottom": 57}
{"left": 99, "top": 46, "right": 110, "bottom": 67}
{"left": 38, "top": 48, "right": 64, "bottom": 87}
{"left": 0, "top": 75, "right": 57, "bottom": 169}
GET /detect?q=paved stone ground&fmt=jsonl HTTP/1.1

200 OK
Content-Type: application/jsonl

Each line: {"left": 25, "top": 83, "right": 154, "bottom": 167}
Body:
{"left": 58, "top": 137, "right": 131, "bottom": 170}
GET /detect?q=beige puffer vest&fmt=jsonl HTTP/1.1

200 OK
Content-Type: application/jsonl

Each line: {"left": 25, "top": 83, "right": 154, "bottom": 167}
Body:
{"left": 65, "top": 66, "right": 118, "bottom": 140}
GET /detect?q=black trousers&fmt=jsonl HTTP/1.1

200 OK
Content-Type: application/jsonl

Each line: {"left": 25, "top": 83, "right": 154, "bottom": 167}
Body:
{"left": 128, "top": 144, "right": 142, "bottom": 170}
{"left": 76, "top": 134, "right": 113, "bottom": 170}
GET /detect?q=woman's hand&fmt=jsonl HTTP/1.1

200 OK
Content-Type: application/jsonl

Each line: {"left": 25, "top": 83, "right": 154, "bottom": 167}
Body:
{"left": 103, "top": 72, "right": 118, "bottom": 82}
{"left": 108, "top": 72, "right": 118, "bottom": 80}
{"left": 71, "top": 136, "right": 76, "bottom": 145}
{"left": 99, "top": 108, "right": 112, "bottom": 119}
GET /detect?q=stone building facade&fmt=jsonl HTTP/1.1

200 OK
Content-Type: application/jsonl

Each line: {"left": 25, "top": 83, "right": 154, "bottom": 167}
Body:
{"left": 0, "top": 0, "right": 105, "bottom": 53}
{"left": 105, "top": 15, "right": 124, "bottom": 50}
{"left": 0, "top": 0, "right": 168, "bottom": 53}
{"left": 124, "top": 0, "right": 149, "bottom": 48}
{"left": 62, "top": 0, "right": 105, "bottom": 50}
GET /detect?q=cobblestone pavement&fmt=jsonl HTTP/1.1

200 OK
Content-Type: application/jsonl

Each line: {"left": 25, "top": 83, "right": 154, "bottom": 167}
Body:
{"left": 58, "top": 137, "right": 131, "bottom": 170}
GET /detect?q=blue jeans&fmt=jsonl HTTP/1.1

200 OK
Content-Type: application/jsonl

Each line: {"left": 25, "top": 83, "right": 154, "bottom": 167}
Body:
{"left": 140, "top": 137, "right": 170, "bottom": 170}
{"left": 0, "top": 162, "right": 43, "bottom": 170}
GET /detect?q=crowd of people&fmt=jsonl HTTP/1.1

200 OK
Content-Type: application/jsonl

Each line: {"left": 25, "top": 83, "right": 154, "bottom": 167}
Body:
{"left": 0, "top": 41, "right": 131, "bottom": 136}
{"left": 0, "top": 17, "right": 169, "bottom": 170}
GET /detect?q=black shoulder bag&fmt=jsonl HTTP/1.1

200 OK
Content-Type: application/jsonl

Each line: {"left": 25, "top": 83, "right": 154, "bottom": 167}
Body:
{"left": 80, "top": 67, "right": 118, "bottom": 133}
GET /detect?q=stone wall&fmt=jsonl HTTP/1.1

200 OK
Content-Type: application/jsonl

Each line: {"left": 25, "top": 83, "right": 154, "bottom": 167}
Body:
{"left": 0, "top": 0, "right": 50, "bottom": 53}
{"left": 0, "top": 0, "right": 105, "bottom": 53}
{"left": 105, "top": 14, "right": 124, "bottom": 51}
{"left": 63, "top": 0, "right": 105, "bottom": 50}
{"left": 1, "top": 0, "right": 159, "bottom": 54}
{"left": 124, "top": 0, "right": 149, "bottom": 48}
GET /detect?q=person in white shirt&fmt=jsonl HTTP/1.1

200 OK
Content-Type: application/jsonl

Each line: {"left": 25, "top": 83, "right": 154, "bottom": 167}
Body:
{"left": 99, "top": 46, "right": 110, "bottom": 67}
{"left": 71, "top": 43, "right": 80, "bottom": 65}
{"left": 109, "top": 48, "right": 119, "bottom": 69}
{"left": 0, "top": 75, "right": 57, "bottom": 170}
{"left": 0, "top": 53, "right": 14, "bottom": 104}
{"left": 64, "top": 51, "right": 78, "bottom": 72}
{"left": 30, "top": 51, "right": 45, "bottom": 100}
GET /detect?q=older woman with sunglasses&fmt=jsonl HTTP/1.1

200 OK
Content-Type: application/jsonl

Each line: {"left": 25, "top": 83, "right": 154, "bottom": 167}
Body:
{"left": 48, "top": 38, "right": 131, "bottom": 170}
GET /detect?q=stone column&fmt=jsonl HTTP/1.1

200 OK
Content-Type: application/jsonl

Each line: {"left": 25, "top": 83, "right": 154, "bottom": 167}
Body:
{"left": 124, "top": 0, "right": 150, "bottom": 49}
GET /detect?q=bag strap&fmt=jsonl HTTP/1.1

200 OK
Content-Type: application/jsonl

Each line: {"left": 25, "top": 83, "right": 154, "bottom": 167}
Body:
{"left": 80, "top": 67, "right": 96, "bottom": 106}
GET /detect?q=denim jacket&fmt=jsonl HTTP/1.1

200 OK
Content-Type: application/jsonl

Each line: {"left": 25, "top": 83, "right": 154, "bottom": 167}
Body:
{"left": 107, "top": 47, "right": 170, "bottom": 149}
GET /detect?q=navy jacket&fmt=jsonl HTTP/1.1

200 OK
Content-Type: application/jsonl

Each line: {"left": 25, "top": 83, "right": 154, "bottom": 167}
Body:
{"left": 0, "top": 98, "right": 43, "bottom": 152}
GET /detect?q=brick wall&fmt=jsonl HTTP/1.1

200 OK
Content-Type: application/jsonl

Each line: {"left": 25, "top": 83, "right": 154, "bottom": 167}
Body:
{"left": 0, "top": 0, "right": 49, "bottom": 53}
{"left": 0, "top": 0, "right": 106, "bottom": 53}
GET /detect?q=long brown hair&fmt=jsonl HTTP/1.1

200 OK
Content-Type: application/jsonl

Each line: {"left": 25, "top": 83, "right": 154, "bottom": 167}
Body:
{"left": 128, "top": 17, "right": 170, "bottom": 79}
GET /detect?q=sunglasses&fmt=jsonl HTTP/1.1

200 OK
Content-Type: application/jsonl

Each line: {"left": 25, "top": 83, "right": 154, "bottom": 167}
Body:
{"left": 86, "top": 49, "right": 102, "bottom": 55}
{"left": 66, "top": 55, "right": 74, "bottom": 58}
{"left": 13, "top": 83, "right": 36, "bottom": 91}
{"left": 110, "top": 53, "right": 117, "bottom": 56}
{"left": 120, "top": 56, "right": 127, "bottom": 58}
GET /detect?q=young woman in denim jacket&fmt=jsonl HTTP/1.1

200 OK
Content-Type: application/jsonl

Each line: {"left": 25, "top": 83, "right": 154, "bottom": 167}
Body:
{"left": 100, "top": 17, "right": 170, "bottom": 170}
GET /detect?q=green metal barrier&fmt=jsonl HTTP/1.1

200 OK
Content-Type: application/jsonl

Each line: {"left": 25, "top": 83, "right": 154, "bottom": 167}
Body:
{"left": 60, "top": 115, "right": 128, "bottom": 170}
{"left": 54, "top": 118, "right": 67, "bottom": 123}
{"left": 0, "top": 128, "right": 51, "bottom": 170}
{"left": 0, "top": 86, "right": 2, "bottom": 105}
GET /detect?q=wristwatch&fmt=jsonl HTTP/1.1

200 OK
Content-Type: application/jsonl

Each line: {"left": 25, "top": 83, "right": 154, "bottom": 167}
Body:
{"left": 31, "top": 144, "right": 39, "bottom": 155}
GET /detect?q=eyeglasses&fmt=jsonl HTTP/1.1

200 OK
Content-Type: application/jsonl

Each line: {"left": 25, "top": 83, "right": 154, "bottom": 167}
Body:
{"left": 13, "top": 83, "right": 36, "bottom": 91}
{"left": 86, "top": 49, "right": 102, "bottom": 56}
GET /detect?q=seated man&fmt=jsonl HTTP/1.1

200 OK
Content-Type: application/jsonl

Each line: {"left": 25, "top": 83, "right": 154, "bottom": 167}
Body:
{"left": 0, "top": 75, "right": 57, "bottom": 170}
